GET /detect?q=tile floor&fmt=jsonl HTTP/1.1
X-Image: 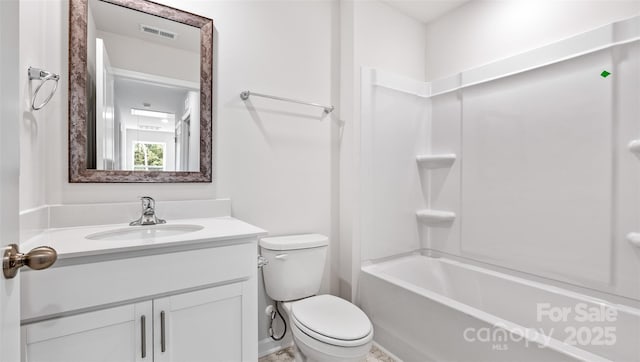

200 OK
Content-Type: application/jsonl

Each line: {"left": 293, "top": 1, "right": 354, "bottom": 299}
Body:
{"left": 258, "top": 345, "right": 395, "bottom": 362}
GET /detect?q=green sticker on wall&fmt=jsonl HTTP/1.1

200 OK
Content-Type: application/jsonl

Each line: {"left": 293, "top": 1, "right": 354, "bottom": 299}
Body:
{"left": 600, "top": 70, "right": 611, "bottom": 78}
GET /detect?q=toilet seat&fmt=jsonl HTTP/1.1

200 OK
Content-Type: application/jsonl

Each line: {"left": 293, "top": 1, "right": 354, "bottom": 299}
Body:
{"left": 290, "top": 295, "right": 373, "bottom": 347}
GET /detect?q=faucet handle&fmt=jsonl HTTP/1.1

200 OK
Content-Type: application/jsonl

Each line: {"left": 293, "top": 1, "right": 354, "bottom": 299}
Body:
{"left": 140, "top": 196, "right": 155, "bottom": 209}
{"left": 130, "top": 196, "right": 165, "bottom": 226}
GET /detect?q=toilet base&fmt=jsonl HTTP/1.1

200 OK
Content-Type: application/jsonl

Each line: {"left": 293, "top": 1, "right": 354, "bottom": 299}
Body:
{"left": 292, "top": 344, "right": 306, "bottom": 362}
{"left": 281, "top": 299, "right": 373, "bottom": 362}
{"left": 292, "top": 341, "right": 370, "bottom": 362}
{"left": 291, "top": 323, "right": 372, "bottom": 362}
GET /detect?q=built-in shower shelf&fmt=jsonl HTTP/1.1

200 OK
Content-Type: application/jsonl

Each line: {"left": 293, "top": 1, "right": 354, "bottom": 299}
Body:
{"left": 416, "top": 154, "right": 456, "bottom": 169}
{"left": 626, "top": 232, "right": 640, "bottom": 247}
{"left": 628, "top": 140, "right": 640, "bottom": 154}
{"left": 416, "top": 209, "right": 456, "bottom": 225}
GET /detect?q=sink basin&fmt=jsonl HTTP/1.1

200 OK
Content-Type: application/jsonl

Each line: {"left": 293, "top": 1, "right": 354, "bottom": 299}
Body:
{"left": 86, "top": 224, "right": 204, "bottom": 241}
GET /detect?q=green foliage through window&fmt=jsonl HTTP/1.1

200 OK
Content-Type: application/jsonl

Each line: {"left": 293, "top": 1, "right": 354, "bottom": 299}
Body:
{"left": 134, "top": 143, "right": 165, "bottom": 171}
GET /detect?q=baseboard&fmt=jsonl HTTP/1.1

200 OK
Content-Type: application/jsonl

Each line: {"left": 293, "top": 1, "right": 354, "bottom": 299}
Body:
{"left": 258, "top": 337, "right": 293, "bottom": 358}
{"left": 373, "top": 341, "right": 403, "bottom": 362}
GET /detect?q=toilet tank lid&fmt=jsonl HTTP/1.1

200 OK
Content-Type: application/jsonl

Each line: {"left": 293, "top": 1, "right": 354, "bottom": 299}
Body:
{"left": 259, "top": 234, "right": 328, "bottom": 251}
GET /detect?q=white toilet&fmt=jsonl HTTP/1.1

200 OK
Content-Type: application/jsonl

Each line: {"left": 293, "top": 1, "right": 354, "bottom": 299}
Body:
{"left": 260, "top": 234, "right": 373, "bottom": 362}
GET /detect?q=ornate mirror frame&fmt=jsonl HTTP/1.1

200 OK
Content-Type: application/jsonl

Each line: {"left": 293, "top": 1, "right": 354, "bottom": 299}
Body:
{"left": 69, "top": 0, "right": 213, "bottom": 183}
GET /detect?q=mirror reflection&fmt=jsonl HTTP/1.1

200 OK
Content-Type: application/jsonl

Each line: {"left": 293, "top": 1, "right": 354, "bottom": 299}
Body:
{"left": 86, "top": 0, "right": 200, "bottom": 172}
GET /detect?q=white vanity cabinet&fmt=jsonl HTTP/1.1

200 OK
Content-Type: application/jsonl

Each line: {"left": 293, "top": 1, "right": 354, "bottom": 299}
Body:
{"left": 153, "top": 283, "right": 244, "bottom": 362}
{"left": 24, "top": 283, "right": 246, "bottom": 362}
{"left": 19, "top": 218, "right": 265, "bottom": 362}
{"left": 23, "top": 302, "right": 151, "bottom": 362}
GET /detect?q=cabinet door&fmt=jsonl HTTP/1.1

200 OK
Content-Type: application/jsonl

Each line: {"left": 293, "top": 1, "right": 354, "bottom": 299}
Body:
{"left": 154, "top": 283, "right": 244, "bottom": 362}
{"left": 23, "top": 302, "right": 152, "bottom": 362}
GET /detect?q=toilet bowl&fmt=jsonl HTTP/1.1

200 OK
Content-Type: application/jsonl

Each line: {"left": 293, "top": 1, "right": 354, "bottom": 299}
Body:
{"left": 283, "top": 295, "right": 373, "bottom": 362}
{"left": 260, "top": 234, "right": 373, "bottom": 362}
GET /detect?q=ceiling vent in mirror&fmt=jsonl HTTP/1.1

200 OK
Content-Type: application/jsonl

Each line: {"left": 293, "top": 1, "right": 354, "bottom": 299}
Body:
{"left": 139, "top": 24, "right": 177, "bottom": 40}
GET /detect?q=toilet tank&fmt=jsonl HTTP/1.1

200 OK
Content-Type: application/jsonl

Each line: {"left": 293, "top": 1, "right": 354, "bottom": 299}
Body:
{"left": 259, "top": 234, "right": 328, "bottom": 302}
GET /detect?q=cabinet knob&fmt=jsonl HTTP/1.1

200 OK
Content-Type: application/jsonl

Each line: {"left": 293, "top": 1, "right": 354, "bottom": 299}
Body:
{"left": 3, "top": 244, "right": 57, "bottom": 279}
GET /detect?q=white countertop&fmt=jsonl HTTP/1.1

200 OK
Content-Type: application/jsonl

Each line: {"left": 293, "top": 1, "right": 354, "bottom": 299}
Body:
{"left": 22, "top": 216, "right": 267, "bottom": 263}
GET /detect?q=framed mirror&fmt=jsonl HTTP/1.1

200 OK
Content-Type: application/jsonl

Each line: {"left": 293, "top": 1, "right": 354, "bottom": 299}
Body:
{"left": 69, "top": 0, "right": 213, "bottom": 182}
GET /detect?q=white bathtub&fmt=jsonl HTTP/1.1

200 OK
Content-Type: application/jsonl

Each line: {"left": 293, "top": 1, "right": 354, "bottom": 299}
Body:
{"left": 359, "top": 254, "right": 640, "bottom": 362}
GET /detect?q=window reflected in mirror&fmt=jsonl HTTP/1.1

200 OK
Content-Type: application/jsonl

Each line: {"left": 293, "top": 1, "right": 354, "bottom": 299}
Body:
{"left": 86, "top": 0, "right": 200, "bottom": 172}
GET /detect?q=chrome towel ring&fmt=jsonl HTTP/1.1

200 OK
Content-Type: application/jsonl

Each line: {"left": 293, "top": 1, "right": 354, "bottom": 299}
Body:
{"left": 28, "top": 66, "right": 60, "bottom": 111}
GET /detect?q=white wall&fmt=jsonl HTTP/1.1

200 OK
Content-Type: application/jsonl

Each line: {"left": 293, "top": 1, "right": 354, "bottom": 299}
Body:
{"left": 114, "top": 78, "right": 186, "bottom": 170}
{"left": 20, "top": 0, "right": 339, "bottom": 209}
{"left": 419, "top": 1, "right": 640, "bottom": 300}
{"left": 19, "top": 0, "right": 338, "bottom": 352}
{"left": 191, "top": 2, "right": 336, "bottom": 348}
{"left": 23, "top": 0, "right": 635, "bottom": 353}
{"left": 339, "top": 0, "right": 427, "bottom": 300}
{"left": 97, "top": 30, "right": 199, "bottom": 83}
{"left": 353, "top": 1, "right": 640, "bottom": 304}
{"left": 187, "top": 91, "right": 200, "bottom": 172}
{"left": 353, "top": 0, "right": 428, "bottom": 81}
{"left": 87, "top": 3, "right": 96, "bottom": 83}
{"left": 359, "top": 69, "right": 429, "bottom": 262}
{"left": 425, "top": 0, "right": 640, "bottom": 81}
{"left": 19, "top": 0, "right": 53, "bottom": 212}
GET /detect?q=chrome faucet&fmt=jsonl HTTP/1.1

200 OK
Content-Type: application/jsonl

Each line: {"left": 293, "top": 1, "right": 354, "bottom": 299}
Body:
{"left": 130, "top": 196, "right": 166, "bottom": 226}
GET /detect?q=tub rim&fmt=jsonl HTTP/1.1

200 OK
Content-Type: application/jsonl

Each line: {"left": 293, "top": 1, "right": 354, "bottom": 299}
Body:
{"left": 360, "top": 254, "right": 638, "bottom": 362}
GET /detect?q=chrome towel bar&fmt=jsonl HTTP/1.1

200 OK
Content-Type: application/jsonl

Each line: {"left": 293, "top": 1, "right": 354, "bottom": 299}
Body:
{"left": 240, "top": 90, "right": 334, "bottom": 114}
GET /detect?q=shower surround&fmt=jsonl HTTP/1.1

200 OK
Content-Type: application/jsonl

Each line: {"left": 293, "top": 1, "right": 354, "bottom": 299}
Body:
{"left": 357, "top": 15, "right": 640, "bottom": 361}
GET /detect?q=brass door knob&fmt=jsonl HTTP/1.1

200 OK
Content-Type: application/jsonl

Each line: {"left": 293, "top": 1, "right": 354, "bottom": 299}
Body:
{"left": 3, "top": 244, "right": 57, "bottom": 279}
